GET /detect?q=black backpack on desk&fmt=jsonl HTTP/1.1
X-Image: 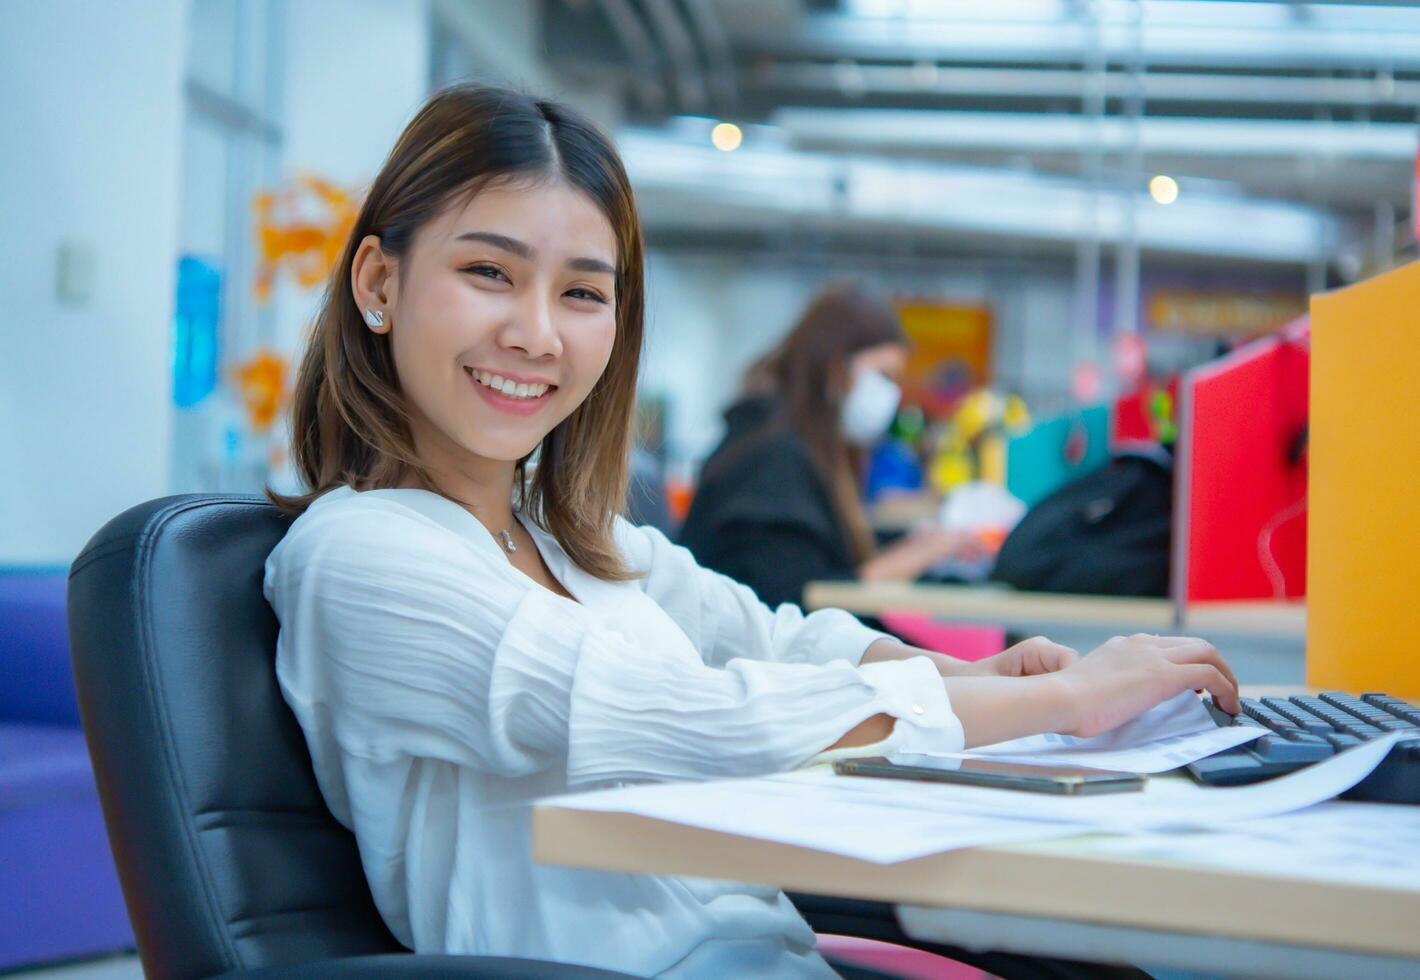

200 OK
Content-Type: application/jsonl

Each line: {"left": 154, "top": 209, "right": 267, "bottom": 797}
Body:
{"left": 991, "top": 450, "right": 1173, "bottom": 597}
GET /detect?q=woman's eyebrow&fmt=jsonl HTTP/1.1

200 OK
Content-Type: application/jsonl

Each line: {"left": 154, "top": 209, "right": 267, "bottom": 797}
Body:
{"left": 455, "top": 231, "right": 614, "bottom": 276}
{"left": 455, "top": 231, "right": 533, "bottom": 257}
{"left": 568, "top": 256, "right": 616, "bottom": 276}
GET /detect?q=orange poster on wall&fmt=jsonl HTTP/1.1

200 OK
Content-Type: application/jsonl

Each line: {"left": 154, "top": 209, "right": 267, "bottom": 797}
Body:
{"left": 896, "top": 301, "right": 993, "bottom": 418}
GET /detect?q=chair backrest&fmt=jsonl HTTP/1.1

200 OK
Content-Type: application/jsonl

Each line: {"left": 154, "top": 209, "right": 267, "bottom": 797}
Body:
{"left": 67, "top": 495, "right": 402, "bottom": 980}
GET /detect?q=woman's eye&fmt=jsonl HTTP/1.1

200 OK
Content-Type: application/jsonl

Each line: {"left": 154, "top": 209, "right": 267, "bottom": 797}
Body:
{"left": 462, "top": 264, "right": 508, "bottom": 282}
{"left": 566, "top": 287, "right": 608, "bottom": 304}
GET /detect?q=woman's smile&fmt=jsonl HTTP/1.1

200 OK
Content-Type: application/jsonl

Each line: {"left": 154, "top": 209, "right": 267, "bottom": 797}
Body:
{"left": 465, "top": 365, "right": 558, "bottom": 416}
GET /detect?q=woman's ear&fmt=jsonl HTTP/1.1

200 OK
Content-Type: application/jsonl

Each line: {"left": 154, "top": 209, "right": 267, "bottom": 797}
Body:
{"left": 351, "top": 234, "right": 396, "bottom": 334}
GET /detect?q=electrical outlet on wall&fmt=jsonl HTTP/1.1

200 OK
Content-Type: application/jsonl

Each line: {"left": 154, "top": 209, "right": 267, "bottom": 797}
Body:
{"left": 56, "top": 239, "right": 95, "bottom": 307}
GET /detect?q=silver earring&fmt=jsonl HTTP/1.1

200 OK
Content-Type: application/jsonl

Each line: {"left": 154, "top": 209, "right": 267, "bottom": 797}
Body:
{"left": 363, "top": 308, "right": 385, "bottom": 329}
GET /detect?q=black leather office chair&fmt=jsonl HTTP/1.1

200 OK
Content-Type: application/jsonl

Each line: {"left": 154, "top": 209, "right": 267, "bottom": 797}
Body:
{"left": 65, "top": 495, "right": 637, "bottom": 980}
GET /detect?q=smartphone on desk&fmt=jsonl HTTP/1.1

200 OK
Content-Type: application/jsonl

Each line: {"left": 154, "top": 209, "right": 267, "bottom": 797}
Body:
{"left": 833, "top": 756, "right": 1146, "bottom": 795}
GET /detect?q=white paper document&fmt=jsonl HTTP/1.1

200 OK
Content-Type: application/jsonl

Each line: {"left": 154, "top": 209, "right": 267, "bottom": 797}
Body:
{"left": 541, "top": 772, "right": 1081, "bottom": 864}
{"left": 795, "top": 731, "right": 1411, "bottom": 831}
{"left": 1091, "top": 800, "right": 1420, "bottom": 891}
{"left": 541, "top": 733, "right": 1410, "bottom": 862}
{"left": 895, "top": 691, "right": 1265, "bottom": 774}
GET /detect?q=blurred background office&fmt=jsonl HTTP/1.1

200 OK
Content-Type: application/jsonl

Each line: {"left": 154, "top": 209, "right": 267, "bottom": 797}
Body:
{"left": 5, "top": 0, "right": 1418, "bottom": 574}
{"left": 2, "top": 1, "right": 1419, "bottom": 976}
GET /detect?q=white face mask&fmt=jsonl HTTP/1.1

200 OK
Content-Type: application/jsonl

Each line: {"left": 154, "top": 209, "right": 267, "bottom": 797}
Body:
{"left": 839, "top": 369, "right": 902, "bottom": 445}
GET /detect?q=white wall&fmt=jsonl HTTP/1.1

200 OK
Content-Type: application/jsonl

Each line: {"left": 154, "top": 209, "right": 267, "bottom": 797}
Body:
{"left": 0, "top": 1, "right": 187, "bottom": 565}
{"left": 272, "top": 0, "right": 432, "bottom": 356}
{"left": 257, "top": 0, "right": 432, "bottom": 498}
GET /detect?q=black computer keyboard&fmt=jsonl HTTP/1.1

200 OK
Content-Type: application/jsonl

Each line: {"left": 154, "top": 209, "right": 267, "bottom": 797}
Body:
{"left": 1189, "top": 692, "right": 1420, "bottom": 804}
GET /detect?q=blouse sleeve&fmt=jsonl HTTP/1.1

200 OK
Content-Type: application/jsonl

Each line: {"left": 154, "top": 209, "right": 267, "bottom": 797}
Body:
{"left": 266, "top": 504, "right": 963, "bottom": 789}
{"left": 621, "top": 519, "right": 894, "bottom": 671}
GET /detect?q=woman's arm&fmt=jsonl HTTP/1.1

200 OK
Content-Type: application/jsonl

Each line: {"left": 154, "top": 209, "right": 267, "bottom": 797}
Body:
{"left": 851, "top": 632, "right": 1241, "bottom": 750}
{"left": 272, "top": 505, "right": 966, "bottom": 785}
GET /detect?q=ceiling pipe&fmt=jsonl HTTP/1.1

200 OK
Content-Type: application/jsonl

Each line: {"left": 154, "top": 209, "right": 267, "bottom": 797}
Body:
{"left": 640, "top": 0, "right": 709, "bottom": 113}
{"left": 596, "top": 0, "right": 669, "bottom": 113}
{"left": 683, "top": 0, "right": 740, "bottom": 113}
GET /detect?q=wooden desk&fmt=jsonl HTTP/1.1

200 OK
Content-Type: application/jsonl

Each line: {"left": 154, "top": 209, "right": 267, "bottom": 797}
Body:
{"left": 534, "top": 687, "right": 1417, "bottom": 976}
{"left": 804, "top": 581, "right": 1307, "bottom": 641}
{"left": 534, "top": 806, "right": 1419, "bottom": 973}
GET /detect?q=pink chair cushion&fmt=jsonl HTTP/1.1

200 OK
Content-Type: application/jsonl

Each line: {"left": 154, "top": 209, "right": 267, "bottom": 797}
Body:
{"left": 817, "top": 934, "right": 997, "bottom": 979}
{"left": 878, "top": 615, "right": 1006, "bottom": 663}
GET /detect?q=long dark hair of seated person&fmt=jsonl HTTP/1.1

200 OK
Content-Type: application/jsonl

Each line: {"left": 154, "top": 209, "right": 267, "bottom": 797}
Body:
{"left": 678, "top": 282, "right": 905, "bottom": 609}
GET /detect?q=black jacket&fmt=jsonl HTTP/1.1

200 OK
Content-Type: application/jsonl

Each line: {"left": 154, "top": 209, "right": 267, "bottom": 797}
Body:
{"left": 678, "top": 396, "right": 858, "bottom": 608}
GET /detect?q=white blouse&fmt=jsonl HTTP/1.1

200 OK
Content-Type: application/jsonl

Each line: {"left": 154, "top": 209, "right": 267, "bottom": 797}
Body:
{"left": 263, "top": 485, "right": 966, "bottom": 978}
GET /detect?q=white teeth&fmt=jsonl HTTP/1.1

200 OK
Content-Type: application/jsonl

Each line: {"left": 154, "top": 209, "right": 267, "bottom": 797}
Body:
{"left": 468, "top": 368, "right": 550, "bottom": 400}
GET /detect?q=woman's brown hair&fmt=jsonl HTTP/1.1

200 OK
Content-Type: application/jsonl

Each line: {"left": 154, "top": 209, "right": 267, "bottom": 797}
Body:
{"left": 741, "top": 281, "right": 908, "bottom": 562}
{"left": 268, "top": 84, "right": 645, "bottom": 581}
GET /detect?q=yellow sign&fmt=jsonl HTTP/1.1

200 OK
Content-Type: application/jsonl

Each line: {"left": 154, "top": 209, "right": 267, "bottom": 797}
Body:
{"left": 897, "top": 301, "right": 993, "bottom": 417}
{"left": 1148, "top": 290, "right": 1305, "bottom": 337}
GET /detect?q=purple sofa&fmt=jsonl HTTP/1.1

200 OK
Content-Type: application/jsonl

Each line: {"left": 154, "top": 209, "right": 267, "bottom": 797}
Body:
{"left": 0, "top": 569, "right": 134, "bottom": 971}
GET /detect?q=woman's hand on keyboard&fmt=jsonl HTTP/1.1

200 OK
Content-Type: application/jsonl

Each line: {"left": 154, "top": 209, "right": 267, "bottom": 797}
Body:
{"left": 1055, "top": 634, "right": 1241, "bottom": 739}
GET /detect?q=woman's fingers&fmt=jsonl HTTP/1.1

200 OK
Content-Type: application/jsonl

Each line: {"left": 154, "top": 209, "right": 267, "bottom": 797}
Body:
{"left": 1161, "top": 639, "right": 1240, "bottom": 693}
{"left": 1031, "top": 640, "right": 1080, "bottom": 672}
{"left": 1177, "top": 663, "right": 1240, "bottom": 714}
{"left": 1141, "top": 634, "right": 1207, "bottom": 647}
{"left": 1131, "top": 633, "right": 1191, "bottom": 646}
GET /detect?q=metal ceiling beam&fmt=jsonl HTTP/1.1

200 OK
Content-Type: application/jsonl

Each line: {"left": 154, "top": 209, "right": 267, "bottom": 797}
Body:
{"left": 733, "top": 9, "right": 1420, "bottom": 71}
{"left": 752, "top": 62, "right": 1420, "bottom": 110}
{"left": 772, "top": 108, "right": 1420, "bottom": 161}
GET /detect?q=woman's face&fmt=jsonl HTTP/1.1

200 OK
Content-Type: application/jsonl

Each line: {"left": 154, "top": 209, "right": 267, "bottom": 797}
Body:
{"left": 356, "top": 178, "right": 619, "bottom": 470}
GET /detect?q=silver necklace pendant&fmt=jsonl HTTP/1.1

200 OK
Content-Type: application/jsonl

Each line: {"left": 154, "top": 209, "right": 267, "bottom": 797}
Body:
{"left": 498, "top": 529, "right": 517, "bottom": 554}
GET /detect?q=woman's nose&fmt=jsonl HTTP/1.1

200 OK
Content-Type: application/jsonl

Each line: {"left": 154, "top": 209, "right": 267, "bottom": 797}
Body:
{"left": 503, "top": 291, "right": 562, "bottom": 359}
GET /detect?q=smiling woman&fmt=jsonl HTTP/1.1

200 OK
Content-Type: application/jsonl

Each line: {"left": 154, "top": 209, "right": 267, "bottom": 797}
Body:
{"left": 269, "top": 85, "right": 645, "bottom": 581}
{"left": 261, "top": 83, "right": 1224, "bottom": 980}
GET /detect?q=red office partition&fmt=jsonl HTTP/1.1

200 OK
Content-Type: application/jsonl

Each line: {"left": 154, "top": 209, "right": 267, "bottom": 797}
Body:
{"left": 1174, "top": 319, "right": 1310, "bottom": 602}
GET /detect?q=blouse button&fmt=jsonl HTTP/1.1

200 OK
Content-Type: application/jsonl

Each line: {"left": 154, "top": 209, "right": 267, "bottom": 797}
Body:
{"left": 910, "top": 704, "right": 925, "bottom": 716}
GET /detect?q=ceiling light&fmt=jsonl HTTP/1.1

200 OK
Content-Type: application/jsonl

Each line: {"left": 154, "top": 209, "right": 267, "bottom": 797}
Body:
{"left": 1149, "top": 175, "right": 1180, "bottom": 205}
{"left": 711, "top": 122, "right": 743, "bottom": 152}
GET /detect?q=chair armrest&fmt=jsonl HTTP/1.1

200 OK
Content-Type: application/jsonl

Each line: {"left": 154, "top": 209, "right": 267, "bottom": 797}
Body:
{"left": 213, "top": 953, "right": 637, "bottom": 979}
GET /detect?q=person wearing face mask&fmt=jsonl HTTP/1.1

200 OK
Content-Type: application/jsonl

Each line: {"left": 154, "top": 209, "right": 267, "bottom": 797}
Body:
{"left": 679, "top": 282, "right": 978, "bottom": 610}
